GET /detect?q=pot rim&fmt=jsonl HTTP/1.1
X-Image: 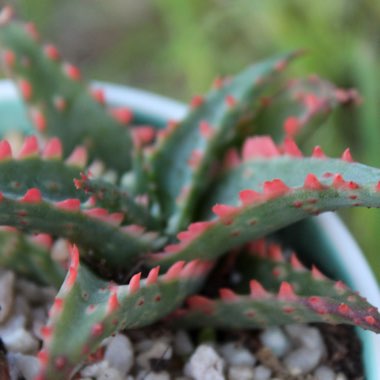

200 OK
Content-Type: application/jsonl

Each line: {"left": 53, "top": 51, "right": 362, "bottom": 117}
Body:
{"left": 0, "top": 79, "right": 380, "bottom": 378}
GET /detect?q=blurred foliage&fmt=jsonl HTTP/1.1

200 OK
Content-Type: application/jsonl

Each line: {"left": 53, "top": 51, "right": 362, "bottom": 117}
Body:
{"left": 3, "top": 0, "right": 380, "bottom": 277}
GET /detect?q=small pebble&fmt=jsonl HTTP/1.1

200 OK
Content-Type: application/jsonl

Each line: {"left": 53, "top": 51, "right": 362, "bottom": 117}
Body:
{"left": 284, "top": 324, "right": 326, "bottom": 352}
{"left": 81, "top": 361, "right": 109, "bottom": 377}
{"left": 136, "top": 370, "right": 170, "bottom": 380}
{"left": 228, "top": 365, "right": 255, "bottom": 380}
{"left": 98, "top": 367, "right": 124, "bottom": 380}
{"left": 2, "top": 327, "right": 39, "bottom": 354}
{"left": 0, "top": 271, "right": 15, "bottom": 323}
{"left": 184, "top": 344, "right": 225, "bottom": 380}
{"left": 260, "top": 327, "right": 290, "bottom": 357}
{"left": 219, "top": 342, "right": 256, "bottom": 366}
{"left": 174, "top": 330, "right": 194, "bottom": 356}
{"left": 251, "top": 365, "right": 271, "bottom": 380}
{"left": 284, "top": 347, "right": 322, "bottom": 375}
{"left": 105, "top": 334, "right": 134, "bottom": 375}
{"left": 10, "top": 353, "right": 40, "bottom": 380}
{"left": 314, "top": 365, "right": 335, "bottom": 380}
{"left": 136, "top": 340, "right": 172, "bottom": 369}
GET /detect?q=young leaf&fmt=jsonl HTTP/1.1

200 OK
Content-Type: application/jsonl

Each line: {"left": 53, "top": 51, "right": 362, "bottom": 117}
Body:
{"left": 148, "top": 52, "right": 299, "bottom": 232}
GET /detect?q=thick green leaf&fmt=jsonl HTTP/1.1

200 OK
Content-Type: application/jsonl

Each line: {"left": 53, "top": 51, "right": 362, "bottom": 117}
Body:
{"left": 149, "top": 141, "right": 380, "bottom": 267}
{"left": 37, "top": 247, "right": 211, "bottom": 380}
{"left": 149, "top": 52, "right": 299, "bottom": 232}
{"left": 0, "top": 21, "right": 134, "bottom": 173}
{"left": 170, "top": 243, "right": 380, "bottom": 332}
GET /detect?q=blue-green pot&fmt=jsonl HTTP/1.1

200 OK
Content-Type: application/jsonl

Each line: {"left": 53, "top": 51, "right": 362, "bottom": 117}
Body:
{"left": 0, "top": 80, "right": 379, "bottom": 379}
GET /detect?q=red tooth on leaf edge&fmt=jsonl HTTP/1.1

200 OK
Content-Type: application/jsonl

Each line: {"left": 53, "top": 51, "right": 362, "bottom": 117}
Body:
{"left": 146, "top": 266, "right": 160, "bottom": 285}
{"left": 132, "top": 126, "right": 155, "bottom": 146}
{"left": 42, "top": 138, "right": 62, "bottom": 159}
{"left": 129, "top": 272, "right": 141, "bottom": 294}
{"left": 43, "top": 44, "right": 60, "bottom": 60}
{"left": 181, "top": 260, "right": 200, "bottom": 277}
{"left": 55, "top": 199, "right": 81, "bottom": 211}
{"left": 263, "top": 179, "right": 289, "bottom": 197}
{"left": 199, "top": 121, "right": 214, "bottom": 139}
{"left": 278, "top": 282, "right": 297, "bottom": 301}
{"left": 190, "top": 95, "right": 204, "bottom": 108}
{"left": 311, "top": 265, "right": 326, "bottom": 279}
{"left": 312, "top": 146, "right": 326, "bottom": 158}
{"left": 225, "top": 95, "right": 236, "bottom": 107}
{"left": 65, "top": 245, "right": 79, "bottom": 288}
{"left": 165, "top": 261, "right": 186, "bottom": 281}
{"left": 212, "top": 204, "right": 238, "bottom": 219}
{"left": 24, "top": 22, "right": 39, "bottom": 40}
{"left": 91, "top": 88, "right": 106, "bottom": 105}
{"left": 187, "top": 295, "right": 215, "bottom": 314}
{"left": 19, "top": 79, "right": 33, "bottom": 100}
{"left": 284, "top": 116, "right": 301, "bottom": 135}
{"left": 242, "top": 136, "right": 280, "bottom": 161}
{"left": 19, "top": 136, "right": 39, "bottom": 158}
{"left": 250, "top": 280, "right": 270, "bottom": 299}
{"left": 268, "top": 244, "right": 283, "bottom": 261}
{"left": 63, "top": 63, "right": 81, "bottom": 81}
{"left": 107, "top": 288, "right": 119, "bottom": 313}
{"left": 21, "top": 188, "right": 42, "bottom": 203}
{"left": 304, "top": 174, "right": 324, "bottom": 190}
{"left": 66, "top": 146, "right": 88, "bottom": 167}
{"left": 31, "top": 109, "right": 47, "bottom": 132}
{"left": 282, "top": 137, "right": 303, "bottom": 157}
{"left": 341, "top": 148, "right": 353, "bottom": 162}
{"left": 220, "top": 288, "right": 239, "bottom": 301}
{"left": 239, "top": 189, "right": 261, "bottom": 206}
{"left": 3, "top": 50, "right": 16, "bottom": 67}
{"left": 110, "top": 107, "right": 133, "bottom": 125}
{"left": 290, "top": 253, "right": 304, "bottom": 270}
{"left": 31, "top": 234, "right": 53, "bottom": 248}
{"left": 0, "top": 140, "right": 12, "bottom": 160}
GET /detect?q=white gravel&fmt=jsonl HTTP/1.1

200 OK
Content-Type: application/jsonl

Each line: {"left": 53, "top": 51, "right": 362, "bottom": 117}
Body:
{"left": 0, "top": 270, "right": 357, "bottom": 379}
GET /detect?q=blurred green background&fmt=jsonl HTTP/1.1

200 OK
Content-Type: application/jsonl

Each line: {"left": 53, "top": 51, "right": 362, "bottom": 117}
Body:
{"left": 3, "top": 0, "right": 380, "bottom": 277}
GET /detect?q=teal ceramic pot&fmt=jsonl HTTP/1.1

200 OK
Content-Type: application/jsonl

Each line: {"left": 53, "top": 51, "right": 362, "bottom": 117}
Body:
{"left": 1, "top": 80, "right": 379, "bottom": 379}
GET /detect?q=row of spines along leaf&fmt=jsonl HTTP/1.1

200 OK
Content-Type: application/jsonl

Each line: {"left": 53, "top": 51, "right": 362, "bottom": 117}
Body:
{"left": 0, "top": 135, "right": 160, "bottom": 270}
{"left": 150, "top": 136, "right": 380, "bottom": 266}
{"left": 170, "top": 240, "right": 380, "bottom": 332}
{"left": 35, "top": 245, "right": 213, "bottom": 380}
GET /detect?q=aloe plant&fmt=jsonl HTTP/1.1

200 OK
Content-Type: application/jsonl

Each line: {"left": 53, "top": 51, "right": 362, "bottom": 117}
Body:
{"left": 0, "top": 7, "right": 378, "bottom": 380}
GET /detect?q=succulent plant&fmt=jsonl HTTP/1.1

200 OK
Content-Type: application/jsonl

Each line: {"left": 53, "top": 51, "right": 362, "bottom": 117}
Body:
{"left": 0, "top": 6, "right": 379, "bottom": 380}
